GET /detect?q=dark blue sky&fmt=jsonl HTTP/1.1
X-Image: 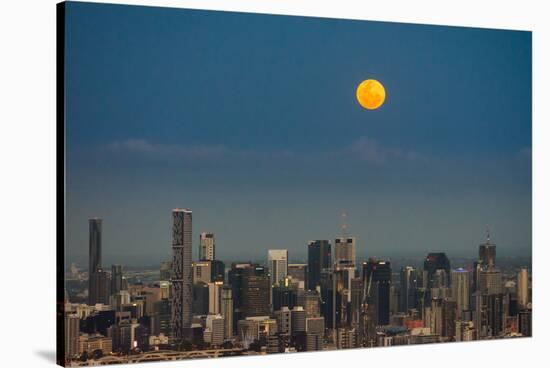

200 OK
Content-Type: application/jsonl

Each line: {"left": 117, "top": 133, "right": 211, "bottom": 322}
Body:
{"left": 65, "top": 2, "right": 531, "bottom": 266}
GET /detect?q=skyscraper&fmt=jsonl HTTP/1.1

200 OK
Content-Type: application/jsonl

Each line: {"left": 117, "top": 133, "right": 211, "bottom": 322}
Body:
{"left": 517, "top": 268, "right": 529, "bottom": 309}
{"left": 399, "top": 266, "right": 417, "bottom": 313}
{"left": 221, "top": 286, "right": 233, "bottom": 340}
{"left": 228, "top": 263, "right": 265, "bottom": 331}
{"left": 307, "top": 240, "right": 331, "bottom": 290}
{"left": 268, "top": 249, "right": 288, "bottom": 286}
{"left": 199, "top": 232, "right": 215, "bottom": 261}
{"left": 65, "top": 313, "right": 80, "bottom": 360}
{"left": 88, "top": 218, "right": 102, "bottom": 305}
{"left": 363, "top": 259, "right": 391, "bottom": 326}
{"left": 479, "top": 230, "right": 496, "bottom": 267}
{"left": 334, "top": 237, "right": 356, "bottom": 268}
{"left": 479, "top": 268, "right": 503, "bottom": 295}
{"left": 171, "top": 208, "right": 193, "bottom": 341}
{"left": 423, "top": 253, "right": 451, "bottom": 289}
{"left": 111, "top": 264, "right": 123, "bottom": 296}
{"left": 241, "top": 273, "right": 271, "bottom": 318}
{"left": 451, "top": 268, "right": 471, "bottom": 314}
{"left": 288, "top": 263, "right": 308, "bottom": 289}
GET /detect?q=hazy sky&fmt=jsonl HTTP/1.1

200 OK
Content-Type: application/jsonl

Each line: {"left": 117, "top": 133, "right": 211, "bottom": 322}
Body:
{"left": 65, "top": 2, "right": 531, "bottom": 267}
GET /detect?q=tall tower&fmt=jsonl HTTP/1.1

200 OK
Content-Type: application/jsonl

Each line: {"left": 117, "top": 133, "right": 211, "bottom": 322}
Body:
{"left": 221, "top": 286, "right": 233, "bottom": 340}
{"left": 268, "top": 249, "right": 288, "bottom": 286}
{"left": 399, "top": 266, "right": 417, "bottom": 313}
{"left": 307, "top": 240, "right": 331, "bottom": 290}
{"left": 479, "top": 227, "right": 496, "bottom": 267}
{"left": 334, "top": 237, "right": 356, "bottom": 269}
{"left": 199, "top": 232, "right": 215, "bottom": 261}
{"left": 88, "top": 218, "right": 102, "bottom": 305}
{"left": 451, "top": 268, "right": 470, "bottom": 314}
{"left": 171, "top": 209, "right": 193, "bottom": 341}
{"left": 111, "top": 264, "right": 123, "bottom": 296}
{"left": 517, "top": 268, "right": 529, "bottom": 308}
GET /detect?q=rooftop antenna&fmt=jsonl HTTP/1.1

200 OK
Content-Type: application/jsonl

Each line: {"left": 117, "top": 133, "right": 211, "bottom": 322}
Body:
{"left": 341, "top": 211, "right": 348, "bottom": 238}
{"left": 486, "top": 224, "right": 491, "bottom": 243}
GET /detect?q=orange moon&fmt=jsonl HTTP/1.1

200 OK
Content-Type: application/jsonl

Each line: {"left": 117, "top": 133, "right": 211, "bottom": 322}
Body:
{"left": 356, "top": 79, "right": 386, "bottom": 110}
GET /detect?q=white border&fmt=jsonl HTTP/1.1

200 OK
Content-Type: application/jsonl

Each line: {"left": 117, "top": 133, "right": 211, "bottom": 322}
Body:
{"left": 0, "top": 1, "right": 547, "bottom": 367}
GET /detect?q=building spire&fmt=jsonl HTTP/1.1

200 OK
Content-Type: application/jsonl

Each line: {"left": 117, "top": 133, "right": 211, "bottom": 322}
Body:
{"left": 341, "top": 211, "right": 348, "bottom": 238}
{"left": 485, "top": 224, "right": 491, "bottom": 243}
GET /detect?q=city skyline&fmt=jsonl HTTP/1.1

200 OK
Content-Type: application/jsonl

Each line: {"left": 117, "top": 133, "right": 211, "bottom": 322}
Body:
{"left": 60, "top": 2, "right": 532, "bottom": 366}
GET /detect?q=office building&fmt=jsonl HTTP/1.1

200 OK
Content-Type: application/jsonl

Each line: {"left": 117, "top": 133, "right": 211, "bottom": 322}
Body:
{"left": 274, "top": 306, "right": 292, "bottom": 335}
{"left": 111, "top": 264, "right": 123, "bottom": 296}
{"left": 363, "top": 259, "right": 392, "bottom": 326}
{"left": 192, "top": 261, "right": 211, "bottom": 284}
{"left": 479, "top": 268, "right": 503, "bottom": 295}
{"left": 241, "top": 273, "right": 271, "bottom": 318}
{"left": 399, "top": 266, "right": 417, "bottom": 313}
{"left": 88, "top": 218, "right": 103, "bottom": 305}
{"left": 205, "top": 314, "right": 225, "bottom": 346}
{"left": 288, "top": 263, "right": 308, "bottom": 289}
{"left": 334, "top": 237, "right": 356, "bottom": 268}
{"left": 65, "top": 313, "right": 80, "bottom": 359}
{"left": 451, "top": 268, "right": 471, "bottom": 314}
{"left": 517, "top": 268, "right": 529, "bottom": 308}
{"left": 297, "top": 289, "right": 321, "bottom": 317}
{"left": 199, "top": 232, "right": 215, "bottom": 261}
{"left": 423, "top": 253, "right": 451, "bottom": 289}
{"left": 160, "top": 261, "right": 172, "bottom": 282}
{"left": 268, "top": 249, "right": 288, "bottom": 286}
{"left": 307, "top": 240, "right": 331, "bottom": 290}
{"left": 208, "top": 281, "right": 223, "bottom": 314}
{"left": 479, "top": 232, "right": 496, "bottom": 267}
{"left": 221, "top": 286, "right": 233, "bottom": 340}
{"left": 171, "top": 208, "right": 193, "bottom": 341}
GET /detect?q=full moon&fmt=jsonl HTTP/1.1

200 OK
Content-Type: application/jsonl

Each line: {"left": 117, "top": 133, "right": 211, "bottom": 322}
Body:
{"left": 356, "top": 79, "right": 386, "bottom": 110}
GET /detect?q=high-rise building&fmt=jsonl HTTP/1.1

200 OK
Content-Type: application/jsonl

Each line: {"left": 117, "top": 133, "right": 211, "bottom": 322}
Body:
{"left": 363, "top": 259, "right": 392, "bottom": 326}
{"left": 291, "top": 306, "right": 307, "bottom": 336}
{"left": 517, "top": 268, "right": 529, "bottom": 308}
{"left": 423, "top": 253, "right": 451, "bottom": 289}
{"left": 350, "top": 278, "right": 364, "bottom": 328}
{"left": 297, "top": 289, "right": 321, "bottom": 317}
{"left": 89, "top": 268, "right": 109, "bottom": 305}
{"left": 228, "top": 263, "right": 266, "bottom": 332}
{"left": 210, "top": 260, "right": 225, "bottom": 283}
{"left": 334, "top": 237, "right": 356, "bottom": 268}
{"left": 479, "top": 231, "right": 496, "bottom": 267}
{"left": 451, "top": 268, "right": 471, "bottom": 314}
{"left": 272, "top": 282, "right": 298, "bottom": 311}
{"left": 399, "top": 266, "right": 417, "bottom": 313}
{"left": 111, "top": 264, "right": 123, "bottom": 296}
{"left": 305, "top": 316, "right": 325, "bottom": 351}
{"left": 274, "top": 306, "right": 292, "bottom": 335}
{"left": 171, "top": 208, "right": 193, "bottom": 341}
{"left": 152, "top": 299, "right": 171, "bottom": 338}
{"left": 192, "top": 282, "right": 209, "bottom": 315}
{"left": 241, "top": 273, "right": 271, "bottom": 318}
{"left": 479, "top": 268, "right": 503, "bottom": 295}
{"left": 288, "top": 263, "right": 308, "bottom": 289}
{"left": 160, "top": 261, "right": 172, "bottom": 282}
{"left": 208, "top": 281, "right": 223, "bottom": 314}
{"left": 199, "top": 232, "right": 215, "bottom": 261}
{"left": 221, "top": 286, "right": 233, "bottom": 340}
{"left": 205, "top": 314, "right": 225, "bottom": 346}
{"left": 88, "top": 218, "right": 103, "bottom": 305}
{"left": 192, "top": 261, "right": 212, "bottom": 284}
{"left": 65, "top": 313, "right": 80, "bottom": 360}
{"left": 268, "top": 249, "right": 288, "bottom": 286}
{"left": 307, "top": 240, "right": 331, "bottom": 290}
